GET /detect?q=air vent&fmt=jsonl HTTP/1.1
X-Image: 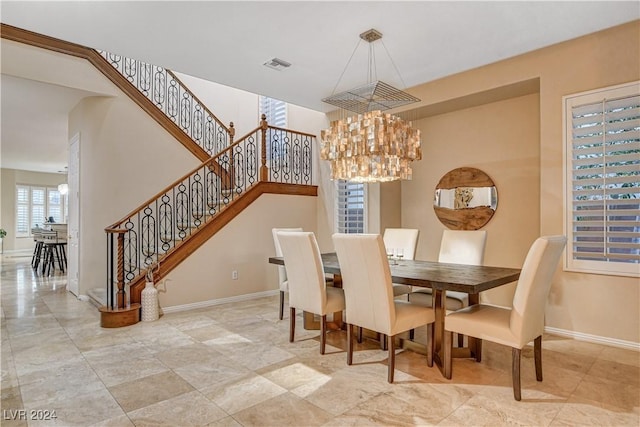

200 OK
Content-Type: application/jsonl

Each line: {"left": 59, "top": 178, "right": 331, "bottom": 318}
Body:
{"left": 263, "top": 57, "right": 291, "bottom": 71}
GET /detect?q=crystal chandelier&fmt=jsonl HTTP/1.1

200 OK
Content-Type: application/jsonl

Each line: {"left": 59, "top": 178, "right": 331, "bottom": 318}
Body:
{"left": 320, "top": 29, "right": 422, "bottom": 182}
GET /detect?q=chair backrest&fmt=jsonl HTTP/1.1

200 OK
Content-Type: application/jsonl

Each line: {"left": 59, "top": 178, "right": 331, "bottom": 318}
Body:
{"left": 272, "top": 227, "right": 303, "bottom": 288}
{"left": 383, "top": 228, "right": 419, "bottom": 260}
{"left": 277, "top": 231, "right": 327, "bottom": 314}
{"left": 509, "top": 235, "right": 567, "bottom": 347}
{"left": 438, "top": 230, "right": 487, "bottom": 265}
{"left": 333, "top": 233, "right": 395, "bottom": 334}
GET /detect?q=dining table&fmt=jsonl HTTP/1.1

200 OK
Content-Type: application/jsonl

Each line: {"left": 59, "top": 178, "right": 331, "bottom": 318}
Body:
{"left": 269, "top": 252, "right": 521, "bottom": 375}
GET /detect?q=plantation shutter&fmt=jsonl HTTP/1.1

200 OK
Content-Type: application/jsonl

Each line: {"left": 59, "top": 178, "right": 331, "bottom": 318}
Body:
{"left": 569, "top": 91, "right": 640, "bottom": 272}
{"left": 336, "top": 181, "right": 365, "bottom": 233}
{"left": 31, "top": 187, "right": 46, "bottom": 230}
{"left": 16, "top": 185, "right": 30, "bottom": 236}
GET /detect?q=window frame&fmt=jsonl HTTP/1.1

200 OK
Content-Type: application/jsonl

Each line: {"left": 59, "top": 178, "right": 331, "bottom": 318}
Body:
{"left": 563, "top": 81, "right": 640, "bottom": 277}
{"left": 335, "top": 180, "right": 367, "bottom": 234}
{"left": 15, "top": 184, "right": 67, "bottom": 238}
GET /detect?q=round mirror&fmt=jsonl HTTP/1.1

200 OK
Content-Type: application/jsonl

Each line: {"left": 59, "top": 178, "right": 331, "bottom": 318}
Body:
{"left": 433, "top": 167, "right": 497, "bottom": 230}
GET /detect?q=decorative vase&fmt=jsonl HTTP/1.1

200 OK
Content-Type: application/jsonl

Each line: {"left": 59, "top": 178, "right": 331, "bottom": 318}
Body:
{"left": 141, "top": 281, "right": 159, "bottom": 322}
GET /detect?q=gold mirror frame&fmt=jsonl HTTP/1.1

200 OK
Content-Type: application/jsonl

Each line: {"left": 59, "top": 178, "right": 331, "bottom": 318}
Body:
{"left": 433, "top": 167, "right": 498, "bottom": 230}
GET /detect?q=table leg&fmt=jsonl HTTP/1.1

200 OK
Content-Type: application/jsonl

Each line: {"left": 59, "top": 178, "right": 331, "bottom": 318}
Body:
{"left": 303, "top": 310, "right": 343, "bottom": 330}
{"left": 432, "top": 290, "right": 482, "bottom": 375}
{"left": 432, "top": 288, "right": 447, "bottom": 374}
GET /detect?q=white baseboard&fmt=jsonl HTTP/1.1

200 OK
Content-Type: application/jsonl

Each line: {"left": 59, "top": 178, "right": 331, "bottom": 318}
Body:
{"left": 160, "top": 290, "right": 279, "bottom": 314}
{"left": 545, "top": 326, "right": 639, "bottom": 351}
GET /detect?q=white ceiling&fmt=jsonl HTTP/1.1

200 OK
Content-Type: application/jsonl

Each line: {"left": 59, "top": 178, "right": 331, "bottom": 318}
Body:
{"left": 1, "top": 1, "right": 638, "bottom": 173}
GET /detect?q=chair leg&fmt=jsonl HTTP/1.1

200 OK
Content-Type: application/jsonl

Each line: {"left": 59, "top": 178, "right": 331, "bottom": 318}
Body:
{"left": 512, "top": 347, "right": 522, "bottom": 401}
{"left": 357, "top": 327, "right": 363, "bottom": 343}
{"left": 31, "top": 242, "right": 40, "bottom": 268}
{"left": 60, "top": 244, "right": 67, "bottom": 270}
{"left": 443, "top": 330, "right": 453, "bottom": 379}
{"left": 279, "top": 291, "right": 285, "bottom": 320}
{"left": 473, "top": 338, "right": 483, "bottom": 362}
{"left": 534, "top": 335, "right": 543, "bottom": 382}
{"left": 55, "top": 245, "right": 65, "bottom": 272}
{"left": 387, "top": 334, "right": 395, "bottom": 383}
{"left": 320, "top": 314, "right": 327, "bottom": 355}
{"left": 346, "top": 323, "right": 354, "bottom": 365}
{"left": 426, "top": 323, "right": 434, "bottom": 367}
{"left": 289, "top": 307, "right": 295, "bottom": 342}
{"left": 457, "top": 333, "right": 464, "bottom": 348}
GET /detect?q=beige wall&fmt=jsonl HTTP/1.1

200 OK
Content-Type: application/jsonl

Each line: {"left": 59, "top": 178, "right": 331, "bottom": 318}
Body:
{"left": 69, "top": 95, "right": 199, "bottom": 296}
{"left": 0, "top": 168, "right": 67, "bottom": 251}
{"left": 160, "top": 193, "right": 317, "bottom": 308}
{"left": 174, "top": 72, "right": 260, "bottom": 137}
{"left": 400, "top": 21, "right": 639, "bottom": 343}
{"left": 403, "top": 93, "right": 541, "bottom": 307}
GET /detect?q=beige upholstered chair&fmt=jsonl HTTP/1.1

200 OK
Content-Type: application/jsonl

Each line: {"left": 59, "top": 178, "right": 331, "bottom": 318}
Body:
{"left": 411, "top": 230, "right": 487, "bottom": 310}
{"left": 272, "top": 227, "right": 303, "bottom": 320}
{"left": 383, "top": 228, "right": 420, "bottom": 297}
{"left": 277, "top": 231, "right": 345, "bottom": 355}
{"left": 443, "top": 235, "right": 567, "bottom": 401}
{"left": 333, "top": 233, "right": 435, "bottom": 383}
{"left": 410, "top": 230, "right": 487, "bottom": 344}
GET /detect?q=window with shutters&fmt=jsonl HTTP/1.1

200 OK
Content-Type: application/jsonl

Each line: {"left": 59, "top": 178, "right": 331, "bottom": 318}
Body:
{"left": 336, "top": 180, "right": 367, "bottom": 234}
{"left": 564, "top": 81, "right": 640, "bottom": 277}
{"left": 260, "top": 96, "right": 287, "bottom": 127}
{"left": 15, "top": 185, "right": 67, "bottom": 237}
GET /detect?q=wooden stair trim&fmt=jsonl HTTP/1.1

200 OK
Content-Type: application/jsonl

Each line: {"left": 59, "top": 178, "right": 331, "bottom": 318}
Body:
{"left": 1, "top": 23, "right": 213, "bottom": 163}
{"left": 129, "top": 182, "right": 318, "bottom": 303}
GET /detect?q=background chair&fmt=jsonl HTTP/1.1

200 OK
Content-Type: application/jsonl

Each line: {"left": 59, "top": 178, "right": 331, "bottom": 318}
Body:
{"left": 410, "top": 230, "right": 487, "bottom": 343}
{"left": 443, "top": 235, "right": 567, "bottom": 401}
{"left": 333, "top": 233, "right": 435, "bottom": 383}
{"left": 272, "top": 227, "right": 303, "bottom": 320}
{"left": 278, "top": 231, "right": 345, "bottom": 355}
{"left": 383, "top": 228, "right": 419, "bottom": 297}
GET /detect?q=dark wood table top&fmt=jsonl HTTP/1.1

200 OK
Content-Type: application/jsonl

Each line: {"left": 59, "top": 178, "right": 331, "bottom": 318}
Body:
{"left": 269, "top": 252, "right": 521, "bottom": 294}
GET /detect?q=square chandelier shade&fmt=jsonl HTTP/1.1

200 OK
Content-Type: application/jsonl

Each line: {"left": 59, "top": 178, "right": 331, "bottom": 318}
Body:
{"left": 322, "top": 81, "right": 420, "bottom": 114}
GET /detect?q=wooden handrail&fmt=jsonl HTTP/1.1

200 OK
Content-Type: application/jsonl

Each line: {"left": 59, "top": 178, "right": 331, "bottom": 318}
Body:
{"left": 266, "top": 125, "right": 317, "bottom": 138}
{"left": 1, "top": 23, "right": 213, "bottom": 162}
{"left": 105, "top": 124, "right": 263, "bottom": 230}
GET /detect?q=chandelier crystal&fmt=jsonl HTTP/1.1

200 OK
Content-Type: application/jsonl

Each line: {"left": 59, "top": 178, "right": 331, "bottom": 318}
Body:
{"left": 321, "top": 29, "right": 422, "bottom": 182}
{"left": 320, "top": 110, "right": 421, "bottom": 182}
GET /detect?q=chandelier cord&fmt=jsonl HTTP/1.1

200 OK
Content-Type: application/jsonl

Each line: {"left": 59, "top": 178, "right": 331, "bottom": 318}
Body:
{"left": 330, "top": 39, "right": 363, "bottom": 96}
{"left": 380, "top": 40, "right": 409, "bottom": 90}
{"left": 368, "top": 42, "right": 378, "bottom": 84}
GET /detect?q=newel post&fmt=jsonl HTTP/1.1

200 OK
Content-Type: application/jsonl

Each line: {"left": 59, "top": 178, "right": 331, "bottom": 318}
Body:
{"left": 260, "top": 114, "right": 269, "bottom": 181}
{"left": 229, "top": 122, "right": 235, "bottom": 145}
{"left": 100, "top": 228, "right": 139, "bottom": 328}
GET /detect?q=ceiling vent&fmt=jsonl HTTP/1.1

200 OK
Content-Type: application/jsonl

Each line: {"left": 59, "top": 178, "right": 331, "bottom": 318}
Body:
{"left": 263, "top": 57, "right": 291, "bottom": 71}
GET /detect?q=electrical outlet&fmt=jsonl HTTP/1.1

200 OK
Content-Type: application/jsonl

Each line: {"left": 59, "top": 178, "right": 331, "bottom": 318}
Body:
{"left": 232, "top": 270, "right": 238, "bottom": 280}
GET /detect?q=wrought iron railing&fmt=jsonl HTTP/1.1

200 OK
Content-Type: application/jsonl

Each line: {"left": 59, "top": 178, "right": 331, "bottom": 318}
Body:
{"left": 104, "top": 116, "right": 315, "bottom": 310}
{"left": 98, "top": 50, "right": 232, "bottom": 156}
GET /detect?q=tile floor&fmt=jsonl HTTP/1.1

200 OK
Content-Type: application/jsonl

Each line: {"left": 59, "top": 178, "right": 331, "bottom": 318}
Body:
{"left": 1, "top": 252, "right": 639, "bottom": 426}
